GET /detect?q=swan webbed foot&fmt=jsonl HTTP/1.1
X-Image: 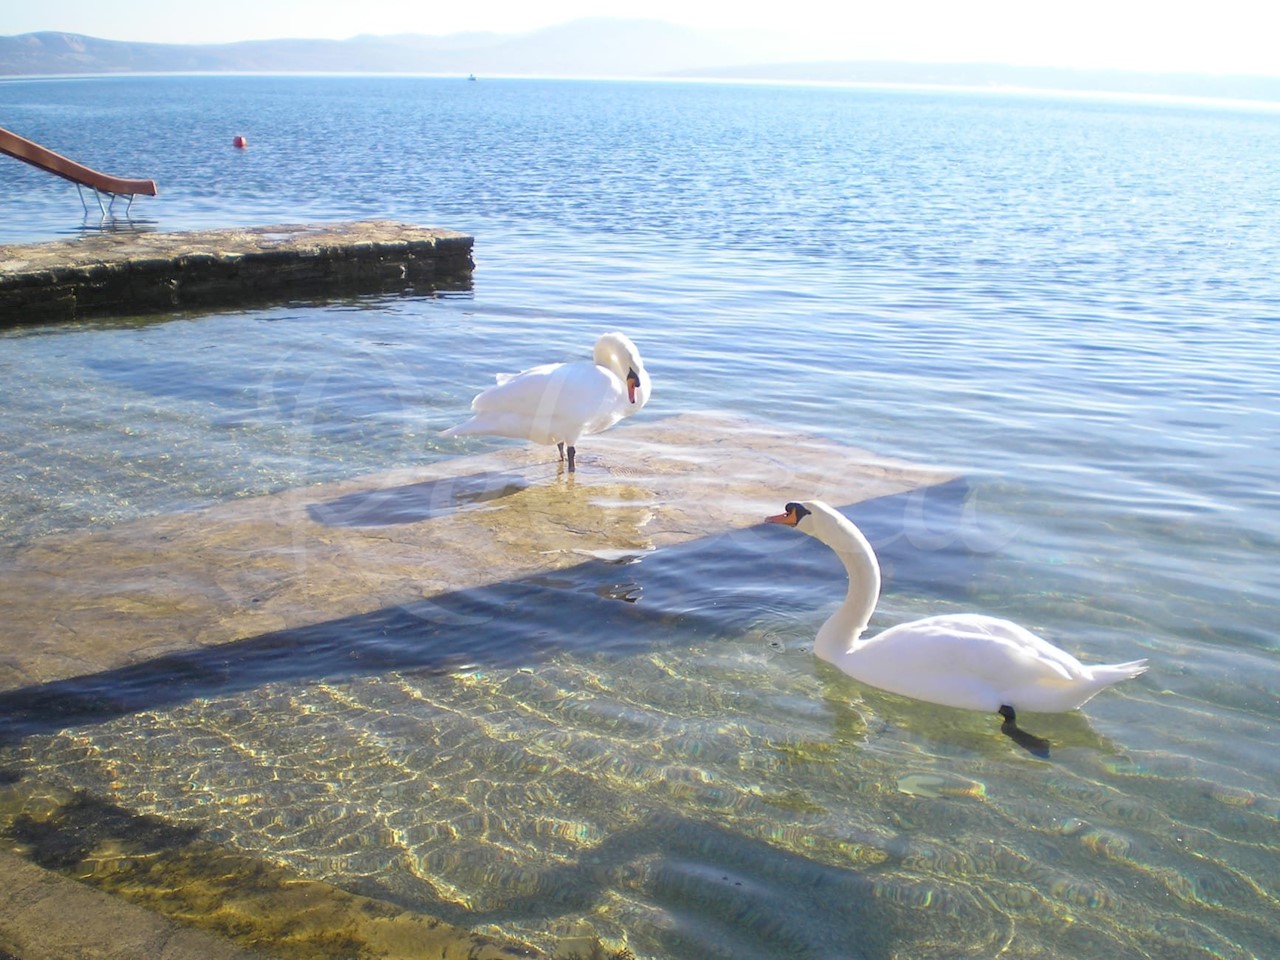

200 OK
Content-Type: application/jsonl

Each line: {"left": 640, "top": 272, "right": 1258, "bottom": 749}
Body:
{"left": 998, "top": 704, "right": 1051, "bottom": 759}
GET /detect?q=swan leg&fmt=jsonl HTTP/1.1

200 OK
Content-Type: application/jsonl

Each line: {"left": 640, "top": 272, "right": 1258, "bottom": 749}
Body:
{"left": 557, "top": 441, "right": 566, "bottom": 462}
{"left": 998, "top": 705, "right": 1051, "bottom": 759}
{"left": 566, "top": 445, "right": 576, "bottom": 472}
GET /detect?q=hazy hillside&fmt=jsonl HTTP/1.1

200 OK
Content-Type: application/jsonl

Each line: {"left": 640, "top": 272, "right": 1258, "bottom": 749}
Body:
{"left": 0, "top": 20, "right": 758, "bottom": 79}
{"left": 3, "top": 19, "right": 1280, "bottom": 104}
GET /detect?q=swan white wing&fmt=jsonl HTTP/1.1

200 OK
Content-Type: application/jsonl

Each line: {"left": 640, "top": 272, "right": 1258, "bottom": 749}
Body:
{"left": 451, "top": 360, "right": 626, "bottom": 444}
{"left": 492, "top": 362, "right": 559, "bottom": 388}
{"left": 471, "top": 362, "right": 573, "bottom": 411}
{"left": 876, "top": 615, "right": 1085, "bottom": 679}
{"left": 530, "top": 361, "right": 628, "bottom": 436}
{"left": 838, "top": 614, "right": 1086, "bottom": 712}
{"left": 928, "top": 614, "right": 1087, "bottom": 677}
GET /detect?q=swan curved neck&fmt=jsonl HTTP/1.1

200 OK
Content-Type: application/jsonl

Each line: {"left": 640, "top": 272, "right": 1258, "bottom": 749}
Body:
{"left": 593, "top": 334, "right": 633, "bottom": 378}
{"left": 811, "top": 516, "right": 881, "bottom": 664}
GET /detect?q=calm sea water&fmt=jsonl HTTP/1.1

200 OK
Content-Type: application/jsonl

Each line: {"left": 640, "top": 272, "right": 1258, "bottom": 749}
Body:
{"left": 1, "top": 75, "right": 1279, "bottom": 959}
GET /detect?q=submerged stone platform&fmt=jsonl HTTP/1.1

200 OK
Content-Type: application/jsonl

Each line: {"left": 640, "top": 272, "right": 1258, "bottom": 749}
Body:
{"left": 0, "top": 412, "right": 955, "bottom": 959}
{"left": 0, "top": 412, "right": 952, "bottom": 693}
{"left": 0, "top": 220, "right": 474, "bottom": 324}
{"left": 0, "top": 849, "right": 271, "bottom": 960}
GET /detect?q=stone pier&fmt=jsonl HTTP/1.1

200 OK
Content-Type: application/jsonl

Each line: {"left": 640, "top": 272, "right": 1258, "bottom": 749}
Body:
{"left": 0, "top": 221, "right": 474, "bottom": 324}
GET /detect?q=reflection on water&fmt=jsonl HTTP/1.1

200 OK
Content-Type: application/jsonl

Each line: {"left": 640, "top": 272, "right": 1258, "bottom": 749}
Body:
{"left": 73, "top": 213, "right": 159, "bottom": 235}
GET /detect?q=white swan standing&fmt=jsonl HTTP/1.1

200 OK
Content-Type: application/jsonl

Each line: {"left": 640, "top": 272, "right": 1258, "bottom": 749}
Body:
{"left": 441, "top": 332, "right": 649, "bottom": 472}
{"left": 767, "top": 500, "right": 1147, "bottom": 748}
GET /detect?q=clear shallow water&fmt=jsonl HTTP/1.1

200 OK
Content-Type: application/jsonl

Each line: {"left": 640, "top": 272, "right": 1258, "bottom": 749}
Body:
{"left": 1, "top": 76, "right": 1279, "bottom": 958}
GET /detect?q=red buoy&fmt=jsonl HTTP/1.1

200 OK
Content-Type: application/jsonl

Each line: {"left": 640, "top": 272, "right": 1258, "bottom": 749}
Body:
{"left": 233, "top": 135, "right": 248, "bottom": 149}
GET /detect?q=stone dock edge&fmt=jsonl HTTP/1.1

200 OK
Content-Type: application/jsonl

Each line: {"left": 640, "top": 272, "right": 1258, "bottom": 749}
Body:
{"left": 0, "top": 220, "right": 475, "bottom": 325}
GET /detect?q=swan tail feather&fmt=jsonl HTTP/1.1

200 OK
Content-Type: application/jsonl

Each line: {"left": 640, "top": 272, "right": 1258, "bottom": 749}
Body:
{"left": 1091, "top": 659, "right": 1149, "bottom": 683}
{"left": 440, "top": 418, "right": 489, "bottom": 437}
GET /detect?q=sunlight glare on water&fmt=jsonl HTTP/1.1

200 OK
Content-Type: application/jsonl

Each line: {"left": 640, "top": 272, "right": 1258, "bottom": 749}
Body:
{"left": 1, "top": 76, "right": 1278, "bottom": 959}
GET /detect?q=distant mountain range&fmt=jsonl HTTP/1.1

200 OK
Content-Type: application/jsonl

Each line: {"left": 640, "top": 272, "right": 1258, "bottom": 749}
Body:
{"left": 4, "top": 19, "right": 1280, "bottom": 104}
{"left": 1, "top": 20, "right": 754, "bottom": 78}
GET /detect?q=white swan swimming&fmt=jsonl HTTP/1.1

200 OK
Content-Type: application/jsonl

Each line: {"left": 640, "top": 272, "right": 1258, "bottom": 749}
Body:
{"left": 767, "top": 500, "right": 1148, "bottom": 736}
{"left": 441, "top": 332, "right": 649, "bottom": 472}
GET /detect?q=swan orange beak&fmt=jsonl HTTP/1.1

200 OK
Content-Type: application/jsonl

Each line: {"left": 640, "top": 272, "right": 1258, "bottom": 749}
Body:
{"left": 626, "top": 369, "right": 640, "bottom": 404}
{"left": 767, "top": 508, "right": 799, "bottom": 526}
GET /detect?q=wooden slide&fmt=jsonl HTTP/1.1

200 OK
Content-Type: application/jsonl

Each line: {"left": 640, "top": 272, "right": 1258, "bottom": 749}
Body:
{"left": 0, "top": 125, "right": 157, "bottom": 197}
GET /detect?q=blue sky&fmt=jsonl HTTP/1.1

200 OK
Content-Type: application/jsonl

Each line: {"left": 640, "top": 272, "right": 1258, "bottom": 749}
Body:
{"left": 4, "top": 0, "right": 1279, "bottom": 77}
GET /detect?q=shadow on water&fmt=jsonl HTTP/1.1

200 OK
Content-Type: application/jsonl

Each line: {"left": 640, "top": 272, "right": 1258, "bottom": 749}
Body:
{"left": 353, "top": 809, "right": 989, "bottom": 960}
{"left": 308, "top": 470, "right": 533, "bottom": 526}
{"left": 0, "top": 781, "right": 969, "bottom": 960}
{"left": 0, "top": 480, "right": 986, "bottom": 748}
{"left": 6, "top": 791, "right": 201, "bottom": 872}
{"left": 19, "top": 273, "right": 473, "bottom": 328}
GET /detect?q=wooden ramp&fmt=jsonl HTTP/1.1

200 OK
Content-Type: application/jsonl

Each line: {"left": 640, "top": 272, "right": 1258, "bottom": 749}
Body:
{"left": 0, "top": 125, "right": 157, "bottom": 197}
{"left": 0, "top": 413, "right": 954, "bottom": 693}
